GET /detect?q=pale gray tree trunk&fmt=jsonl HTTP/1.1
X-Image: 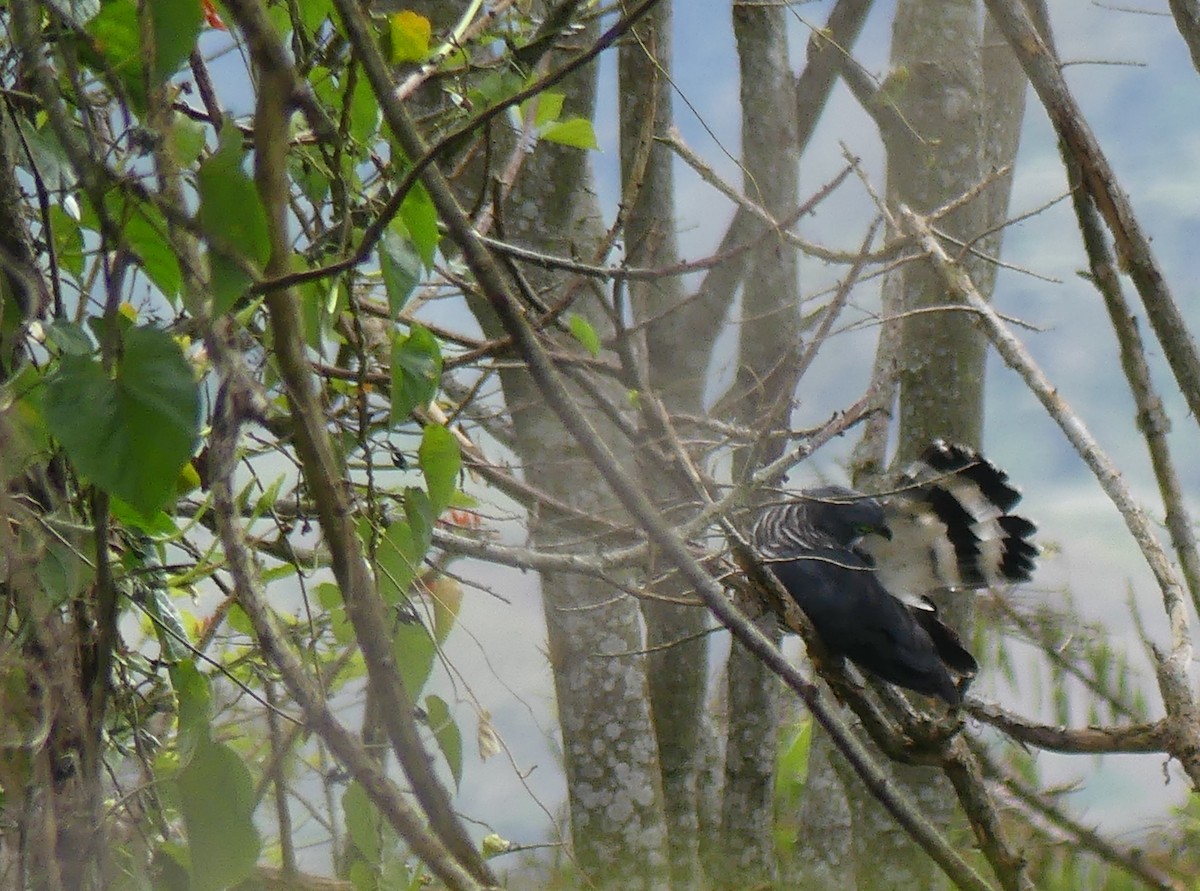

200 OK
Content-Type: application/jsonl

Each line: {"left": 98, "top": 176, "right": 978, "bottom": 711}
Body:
{"left": 853, "top": 4, "right": 985, "bottom": 888}
{"left": 618, "top": 4, "right": 712, "bottom": 886}
{"left": 462, "top": 20, "right": 672, "bottom": 885}
{"left": 711, "top": 2, "right": 801, "bottom": 887}
{"left": 792, "top": 2, "right": 1027, "bottom": 888}
{"left": 890, "top": 0, "right": 988, "bottom": 455}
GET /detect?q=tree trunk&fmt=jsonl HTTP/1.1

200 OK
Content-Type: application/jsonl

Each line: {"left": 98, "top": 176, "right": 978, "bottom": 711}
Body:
{"left": 712, "top": 2, "right": 801, "bottom": 887}
{"left": 793, "top": 2, "right": 1027, "bottom": 887}
{"left": 618, "top": 4, "right": 711, "bottom": 886}
{"left": 461, "top": 19, "right": 673, "bottom": 888}
{"left": 857, "top": 4, "right": 987, "bottom": 887}
{"left": 0, "top": 106, "right": 105, "bottom": 890}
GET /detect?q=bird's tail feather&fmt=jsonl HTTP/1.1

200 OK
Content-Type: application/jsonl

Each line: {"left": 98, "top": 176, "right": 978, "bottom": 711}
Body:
{"left": 870, "top": 440, "right": 1038, "bottom": 595}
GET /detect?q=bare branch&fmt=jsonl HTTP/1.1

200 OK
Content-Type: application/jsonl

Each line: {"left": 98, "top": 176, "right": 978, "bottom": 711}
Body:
{"left": 897, "top": 203, "right": 1200, "bottom": 789}
{"left": 984, "top": 0, "right": 1200, "bottom": 429}
{"left": 967, "top": 701, "right": 1168, "bottom": 754}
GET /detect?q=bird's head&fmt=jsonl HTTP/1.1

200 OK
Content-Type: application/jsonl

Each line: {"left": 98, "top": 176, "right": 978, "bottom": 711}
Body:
{"left": 800, "top": 485, "right": 892, "bottom": 546}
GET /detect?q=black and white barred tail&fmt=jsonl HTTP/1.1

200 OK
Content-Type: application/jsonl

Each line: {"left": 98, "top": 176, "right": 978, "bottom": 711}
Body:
{"left": 862, "top": 440, "right": 1038, "bottom": 606}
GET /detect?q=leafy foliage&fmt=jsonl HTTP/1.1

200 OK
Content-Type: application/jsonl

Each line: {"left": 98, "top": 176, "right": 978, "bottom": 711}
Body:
{"left": 391, "top": 325, "right": 443, "bottom": 422}
{"left": 1, "top": 1, "right": 1194, "bottom": 890}
{"left": 43, "top": 324, "right": 201, "bottom": 517}
{"left": 198, "top": 123, "right": 272, "bottom": 313}
{"left": 176, "top": 735, "right": 262, "bottom": 891}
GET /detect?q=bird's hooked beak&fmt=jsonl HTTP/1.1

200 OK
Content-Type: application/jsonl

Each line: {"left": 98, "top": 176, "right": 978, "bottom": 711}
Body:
{"left": 877, "top": 523, "right": 894, "bottom": 540}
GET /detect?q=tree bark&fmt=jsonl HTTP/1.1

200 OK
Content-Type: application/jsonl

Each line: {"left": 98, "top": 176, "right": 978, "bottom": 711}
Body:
{"left": 466, "top": 15, "right": 673, "bottom": 886}
{"left": 618, "top": 4, "right": 712, "bottom": 886}
{"left": 794, "top": 2, "right": 1028, "bottom": 887}
{"left": 712, "top": 2, "right": 801, "bottom": 886}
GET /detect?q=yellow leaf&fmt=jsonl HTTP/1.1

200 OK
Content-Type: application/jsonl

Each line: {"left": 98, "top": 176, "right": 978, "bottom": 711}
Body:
{"left": 429, "top": 575, "right": 462, "bottom": 643}
{"left": 389, "top": 10, "right": 432, "bottom": 64}
{"left": 175, "top": 459, "right": 201, "bottom": 496}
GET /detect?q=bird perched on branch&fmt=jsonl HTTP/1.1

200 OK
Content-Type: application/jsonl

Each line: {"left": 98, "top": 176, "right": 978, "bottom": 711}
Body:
{"left": 751, "top": 441, "right": 1037, "bottom": 704}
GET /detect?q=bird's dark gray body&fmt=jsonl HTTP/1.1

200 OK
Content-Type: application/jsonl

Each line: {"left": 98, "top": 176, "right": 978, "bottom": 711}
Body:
{"left": 752, "top": 442, "right": 1037, "bottom": 704}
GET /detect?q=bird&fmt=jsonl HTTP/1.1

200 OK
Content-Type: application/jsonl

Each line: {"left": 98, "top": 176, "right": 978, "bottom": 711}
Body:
{"left": 750, "top": 441, "right": 1037, "bottom": 704}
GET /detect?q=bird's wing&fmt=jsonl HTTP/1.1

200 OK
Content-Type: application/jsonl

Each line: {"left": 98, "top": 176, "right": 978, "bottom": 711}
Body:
{"left": 764, "top": 548, "right": 963, "bottom": 704}
{"left": 862, "top": 440, "right": 1038, "bottom": 601}
{"left": 910, "top": 597, "right": 979, "bottom": 677}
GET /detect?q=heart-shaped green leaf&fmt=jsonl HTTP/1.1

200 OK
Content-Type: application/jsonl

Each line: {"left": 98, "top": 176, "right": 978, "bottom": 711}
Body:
{"left": 44, "top": 325, "right": 200, "bottom": 517}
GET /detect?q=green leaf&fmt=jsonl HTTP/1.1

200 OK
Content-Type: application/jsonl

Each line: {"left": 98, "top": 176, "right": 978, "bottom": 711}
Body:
{"left": 169, "top": 659, "right": 211, "bottom": 761}
{"left": 404, "top": 487, "right": 434, "bottom": 558}
{"left": 149, "top": 586, "right": 191, "bottom": 662}
{"left": 394, "top": 613, "right": 435, "bottom": 697}
{"left": 342, "top": 781, "right": 381, "bottom": 865}
{"left": 390, "top": 325, "right": 442, "bottom": 424}
{"left": 48, "top": 206, "right": 85, "bottom": 279}
{"left": 298, "top": 0, "right": 335, "bottom": 33}
{"left": 100, "top": 196, "right": 182, "bottom": 301}
{"left": 349, "top": 71, "right": 381, "bottom": 146}
{"left": 226, "top": 603, "right": 255, "bottom": 636}
{"left": 429, "top": 576, "right": 461, "bottom": 644}
{"left": 380, "top": 230, "right": 421, "bottom": 317}
{"left": 0, "top": 366, "right": 49, "bottom": 480}
{"left": 774, "top": 719, "right": 812, "bottom": 802}
{"left": 84, "top": 299, "right": 136, "bottom": 345}
{"left": 18, "top": 120, "right": 76, "bottom": 193}
{"left": 532, "top": 92, "right": 565, "bottom": 128}
{"left": 261, "top": 562, "right": 298, "bottom": 584}
{"left": 177, "top": 736, "right": 261, "bottom": 891}
{"left": 309, "top": 65, "right": 338, "bottom": 111}
{"left": 399, "top": 182, "right": 439, "bottom": 268}
{"left": 149, "top": 0, "right": 203, "bottom": 87}
{"left": 424, "top": 694, "right": 462, "bottom": 790}
{"left": 373, "top": 519, "right": 424, "bottom": 604}
{"left": 251, "top": 474, "right": 286, "bottom": 522}
{"left": 109, "top": 495, "right": 178, "bottom": 536}
{"left": 265, "top": 3, "right": 291, "bottom": 41}
{"left": 316, "top": 582, "right": 341, "bottom": 609}
{"left": 419, "top": 424, "right": 460, "bottom": 516}
{"left": 84, "top": 0, "right": 202, "bottom": 109}
{"left": 198, "top": 122, "right": 271, "bottom": 314}
{"left": 36, "top": 530, "right": 96, "bottom": 605}
{"left": 568, "top": 313, "right": 601, "bottom": 357}
{"left": 293, "top": 151, "right": 330, "bottom": 206}
{"left": 168, "top": 116, "right": 207, "bottom": 169}
{"left": 130, "top": 218, "right": 183, "bottom": 301}
{"left": 539, "top": 117, "right": 599, "bottom": 150}
{"left": 316, "top": 582, "right": 355, "bottom": 644}
{"left": 300, "top": 273, "right": 340, "bottom": 350}
{"left": 43, "top": 325, "right": 201, "bottom": 516}
{"left": 388, "top": 10, "right": 431, "bottom": 64}
{"left": 207, "top": 249, "right": 250, "bottom": 316}
{"left": 383, "top": 858, "right": 422, "bottom": 891}
{"left": 470, "top": 70, "right": 524, "bottom": 110}
{"left": 348, "top": 860, "right": 378, "bottom": 891}
{"left": 84, "top": 1, "right": 142, "bottom": 105}
{"left": 45, "top": 320, "right": 93, "bottom": 356}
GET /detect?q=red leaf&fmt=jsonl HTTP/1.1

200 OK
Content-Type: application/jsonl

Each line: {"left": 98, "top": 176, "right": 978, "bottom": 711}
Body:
{"left": 202, "top": 0, "right": 226, "bottom": 30}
